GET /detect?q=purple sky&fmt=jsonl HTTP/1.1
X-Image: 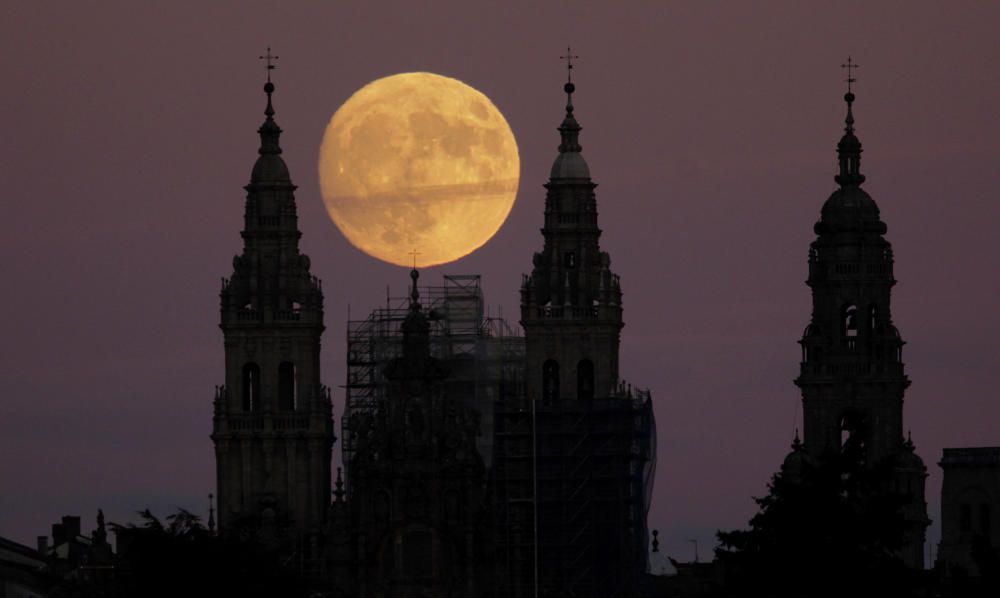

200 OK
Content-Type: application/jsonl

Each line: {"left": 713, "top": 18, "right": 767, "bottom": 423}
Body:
{"left": 3, "top": 2, "right": 999, "bottom": 563}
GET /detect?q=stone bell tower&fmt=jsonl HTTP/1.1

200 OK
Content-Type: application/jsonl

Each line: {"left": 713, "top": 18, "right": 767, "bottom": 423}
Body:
{"left": 212, "top": 71, "right": 334, "bottom": 537}
{"left": 519, "top": 71, "right": 623, "bottom": 405}
{"left": 792, "top": 71, "right": 928, "bottom": 567}
{"left": 499, "top": 58, "right": 653, "bottom": 597}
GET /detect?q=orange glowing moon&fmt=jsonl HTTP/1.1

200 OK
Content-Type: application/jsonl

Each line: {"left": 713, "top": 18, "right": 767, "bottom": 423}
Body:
{"left": 318, "top": 72, "right": 520, "bottom": 268}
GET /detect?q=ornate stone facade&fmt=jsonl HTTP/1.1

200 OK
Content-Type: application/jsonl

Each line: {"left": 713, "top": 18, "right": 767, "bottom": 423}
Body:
{"left": 334, "top": 272, "right": 490, "bottom": 596}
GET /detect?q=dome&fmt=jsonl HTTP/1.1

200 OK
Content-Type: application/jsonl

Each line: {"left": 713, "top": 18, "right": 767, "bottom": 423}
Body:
{"left": 550, "top": 151, "right": 590, "bottom": 180}
{"left": 896, "top": 449, "right": 926, "bottom": 472}
{"left": 896, "top": 436, "right": 927, "bottom": 472}
{"left": 781, "top": 433, "right": 811, "bottom": 477}
{"left": 781, "top": 449, "right": 808, "bottom": 477}
{"left": 251, "top": 153, "right": 291, "bottom": 183}
{"left": 814, "top": 185, "right": 886, "bottom": 235}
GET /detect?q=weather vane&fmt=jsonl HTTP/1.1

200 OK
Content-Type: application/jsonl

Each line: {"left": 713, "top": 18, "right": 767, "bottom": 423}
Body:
{"left": 560, "top": 46, "right": 579, "bottom": 83}
{"left": 841, "top": 56, "right": 859, "bottom": 93}
{"left": 260, "top": 46, "right": 279, "bottom": 82}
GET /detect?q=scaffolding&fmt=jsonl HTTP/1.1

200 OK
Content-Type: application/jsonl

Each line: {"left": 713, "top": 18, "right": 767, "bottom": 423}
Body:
{"left": 492, "top": 388, "right": 656, "bottom": 597}
{"left": 342, "top": 274, "right": 524, "bottom": 474}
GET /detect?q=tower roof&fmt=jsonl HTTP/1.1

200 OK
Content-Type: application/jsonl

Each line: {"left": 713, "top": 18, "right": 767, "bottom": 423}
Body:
{"left": 815, "top": 73, "right": 885, "bottom": 236}
{"left": 250, "top": 80, "right": 291, "bottom": 184}
{"left": 834, "top": 90, "right": 865, "bottom": 188}
{"left": 549, "top": 69, "right": 591, "bottom": 180}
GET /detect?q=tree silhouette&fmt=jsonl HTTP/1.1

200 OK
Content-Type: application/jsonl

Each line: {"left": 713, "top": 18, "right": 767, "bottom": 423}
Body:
{"left": 715, "top": 451, "right": 915, "bottom": 597}
{"left": 110, "top": 508, "right": 307, "bottom": 598}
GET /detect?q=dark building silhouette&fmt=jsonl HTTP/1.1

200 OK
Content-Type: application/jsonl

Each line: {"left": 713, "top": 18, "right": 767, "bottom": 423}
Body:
{"left": 328, "top": 271, "right": 493, "bottom": 596}
{"left": 212, "top": 79, "right": 335, "bottom": 555}
{"left": 0, "top": 534, "right": 50, "bottom": 597}
{"left": 492, "top": 76, "right": 656, "bottom": 596}
{"left": 211, "top": 66, "right": 655, "bottom": 596}
{"left": 937, "top": 447, "right": 1000, "bottom": 577}
{"left": 788, "top": 84, "right": 929, "bottom": 568}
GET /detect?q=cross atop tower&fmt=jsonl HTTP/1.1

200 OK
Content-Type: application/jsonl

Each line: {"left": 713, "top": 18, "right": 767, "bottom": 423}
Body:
{"left": 560, "top": 47, "right": 579, "bottom": 83}
{"left": 841, "top": 56, "right": 859, "bottom": 93}
{"left": 259, "top": 46, "right": 279, "bottom": 82}
{"left": 408, "top": 248, "right": 421, "bottom": 269}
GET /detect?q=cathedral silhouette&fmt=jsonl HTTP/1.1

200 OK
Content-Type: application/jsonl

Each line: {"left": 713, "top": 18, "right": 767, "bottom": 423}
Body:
{"left": 212, "top": 67, "right": 656, "bottom": 596}
{"left": 200, "top": 60, "right": 959, "bottom": 597}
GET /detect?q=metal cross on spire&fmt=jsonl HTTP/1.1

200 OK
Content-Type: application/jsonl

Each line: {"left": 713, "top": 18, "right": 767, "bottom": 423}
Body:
{"left": 560, "top": 47, "right": 579, "bottom": 83}
{"left": 259, "top": 46, "right": 279, "bottom": 82}
{"left": 841, "top": 56, "right": 860, "bottom": 93}
{"left": 408, "top": 248, "right": 421, "bottom": 270}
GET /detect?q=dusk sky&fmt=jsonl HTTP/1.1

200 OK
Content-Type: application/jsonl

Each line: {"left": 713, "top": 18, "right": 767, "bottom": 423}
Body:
{"left": 3, "top": 2, "right": 999, "bottom": 563}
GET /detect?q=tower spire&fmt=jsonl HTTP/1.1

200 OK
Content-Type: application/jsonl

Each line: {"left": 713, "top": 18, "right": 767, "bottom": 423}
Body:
{"left": 835, "top": 57, "right": 865, "bottom": 187}
{"left": 215, "top": 63, "right": 332, "bottom": 536}
{"left": 249, "top": 48, "right": 289, "bottom": 183}
{"left": 560, "top": 47, "right": 579, "bottom": 110}
{"left": 557, "top": 48, "right": 582, "bottom": 155}
{"left": 551, "top": 48, "right": 587, "bottom": 178}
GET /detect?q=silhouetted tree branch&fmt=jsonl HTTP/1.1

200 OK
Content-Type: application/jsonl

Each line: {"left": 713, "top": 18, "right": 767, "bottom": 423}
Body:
{"left": 715, "top": 452, "right": 914, "bottom": 597}
{"left": 110, "top": 508, "right": 306, "bottom": 598}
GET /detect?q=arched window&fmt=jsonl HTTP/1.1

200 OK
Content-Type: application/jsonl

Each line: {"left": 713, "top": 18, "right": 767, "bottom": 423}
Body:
{"left": 242, "top": 363, "right": 260, "bottom": 412}
{"left": 869, "top": 304, "right": 878, "bottom": 331}
{"left": 542, "top": 360, "right": 560, "bottom": 403}
{"left": 842, "top": 304, "right": 858, "bottom": 338}
{"left": 577, "top": 359, "right": 594, "bottom": 400}
{"left": 839, "top": 411, "right": 867, "bottom": 464}
{"left": 279, "top": 361, "right": 296, "bottom": 410}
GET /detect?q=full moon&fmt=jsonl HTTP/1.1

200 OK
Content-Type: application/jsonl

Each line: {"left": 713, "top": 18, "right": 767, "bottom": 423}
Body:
{"left": 318, "top": 72, "right": 520, "bottom": 268}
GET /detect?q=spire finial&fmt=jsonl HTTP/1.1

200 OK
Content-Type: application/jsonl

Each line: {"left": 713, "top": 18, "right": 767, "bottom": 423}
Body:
{"left": 93, "top": 509, "right": 108, "bottom": 546}
{"left": 207, "top": 493, "right": 216, "bottom": 534}
{"left": 840, "top": 57, "right": 860, "bottom": 134}
{"left": 259, "top": 47, "right": 279, "bottom": 119}
{"left": 553, "top": 48, "right": 584, "bottom": 158}
{"left": 560, "top": 47, "right": 579, "bottom": 111}
{"left": 409, "top": 267, "right": 420, "bottom": 307}
{"left": 791, "top": 428, "right": 803, "bottom": 450}
{"left": 334, "top": 468, "right": 345, "bottom": 502}
{"left": 841, "top": 56, "right": 859, "bottom": 94}
{"left": 652, "top": 529, "right": 660, "bottom": 553}
{"left": 259, "top": 46, "right": 279, "bottom": 84}
{"left": 834, "top": 57, "right": 865, "bottom": 187}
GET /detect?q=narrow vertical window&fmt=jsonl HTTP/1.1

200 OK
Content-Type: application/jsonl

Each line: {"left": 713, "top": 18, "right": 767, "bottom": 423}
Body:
{"left": 577, "top": 359, "right": 594, "bottom": 400}
{"left": 242, "top": 363, "right": 260, "bottom": 412}
{"left": 543, "top": 360, "right": 560, "bottom": 403}
{"left": 843, "top": 304, "right": 858, "bottom": 338}
{"left": 279, "top": 361, "right": 296, "bottom": 411}
{"left": 839, "top": 412, "right": 867, "bottom": 464}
